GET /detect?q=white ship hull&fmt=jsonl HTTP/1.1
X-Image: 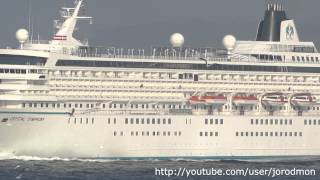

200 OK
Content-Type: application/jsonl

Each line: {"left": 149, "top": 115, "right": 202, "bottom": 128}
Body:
{"left": 0, "top": 112, "right": 319, "bottom": 158}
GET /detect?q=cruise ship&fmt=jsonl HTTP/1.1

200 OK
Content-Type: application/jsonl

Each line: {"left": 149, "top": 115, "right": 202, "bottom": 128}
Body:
{"left": 0, "top": 0, "right": 320, "bottom": 158}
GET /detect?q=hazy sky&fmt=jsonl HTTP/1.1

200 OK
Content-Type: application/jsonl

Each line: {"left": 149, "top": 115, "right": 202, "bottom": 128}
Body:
{"left": 0, "top": 0, "right": 320, "bottom": 49}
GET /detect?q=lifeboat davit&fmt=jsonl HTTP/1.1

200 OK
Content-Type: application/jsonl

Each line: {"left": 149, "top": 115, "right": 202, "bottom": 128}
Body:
{"left": 233, "top": 94, "right": 258, "bottom": 106}
{"left": 291, "top": 93, "right": 316, "bottom": 106}
{"left": 262, "top": 93, "right": 288, "bottom": 106}
{"left": 202, "top": 95, "right": 227, "bottom": 105}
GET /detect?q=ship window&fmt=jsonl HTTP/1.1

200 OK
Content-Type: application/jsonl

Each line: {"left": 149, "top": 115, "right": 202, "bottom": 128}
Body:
{"left": 260, "top": 119, "right": 263, "bottom": 125}
{"left": 285, "top": 119, "right": 288, "bottom": 125}
{"left": 256, "top": 119, "right": 259, "bottom": 124}
{"left": 299, "top": 132, "right": 302, "bottom": 136}
{"left": 200, "top": 132, "right": 203, "bottom": 136}
{"left": 152, "top": 118, "right": 155, "bottom": 124}
{"left": 256, "top": 132, "right": 259, "bottom": 136}
{"left": 163, "top": 119, "right": 166, "bottom": 124}
{"left": 136, "top": 132, "right": 139, "bottom": 136}
{"left": 157, "top": 132, "right": 160, "bottom": 136}
{"left": 265, "top": 119, "right": 268, "bottom": 125}
{"left": 215, "top": 119, "right": 218, "bottom": 124}
{"left": 241, "top": 132, "right": 244, "bottom": 136}
{"left": 136, "top": 118, "right": 139, "bottom": 124}
{"left": 314, "top": 120, "right": 317, "bottom": 125}
{"left": 250, "top": 132, "right": 254, "bottom": 136}
{"left": 103, "top": 104, "right": 106, "bottom": 108}
{"left": 163, "top": 131, "right": 166, "bottom": 136}
{"left": 289, "top": 132, "right": 292, "bottom": 136}
{"left": 86, "top": 118, "right": 89, "bottom": 124}
{"left": 318, "top": 120, "right": 320, "bottom": 125}
{"left": 265, "top": 132, "right": 268, "bottom": 136}
{"left": 210, "top": 119, "right": 213, "bottom": 124}
{"left": 168, "top": 118, "right": 172, "bottom": 124}
{"left": 205, "top": 132, "right": 208, "bottom": 136}
{"left": 147, "top": 118, "right": 150, "bottom": 124}
{"left": 236, "top": 132, "right": 239, "bottom": 136}
{"left": 141, "top": 118, "right": 145, "bottom": 124}
{"left": 131, "top": 132, "right": 134, "bottom": 136}
{"left": 205, "top": 119, "right": 208, "bottom": 124}
{"left": 260, "top": 132, "right": 263, "bottom": 136}
{"left": 285, "top": 132, "right": 288, "bottom": 136}
{"left": 292, "top": 56, "right": 295, "bottom": 61}
{"left": 0, "top": 55, "right": 47, "bottom": 65}
{"left": 275, "top": 132, "right": 278, "bottom": 136}
{"left": 92, "top": 118, "right": 94, "bottom": 124}
{"left": 113, "top": 132, "right": 117, "bottom": 136}
{"left": 146, "top": 131, "right": 150, "bottom": 136}
{"left": 114, "top": 118, "right": 116, "bottom": 124}
{"left": 87, "top": 104, "right": 90, "bottom": 108}
{"left": 309, "top": 120, "right": 312, "bottom": 125}
{"left": 130, "top": 118, "right": 134, "bottom": 124}
{"left": 220, "top": 119, "right": 223, "bottom": 124}
{"left": 270, "top": 119, "right": 273, "bottom": 125}
{"left": 294, "top": 132, "right": 297, "bottom": 136}
{"left": 280, "top": 119, "right": 283, "bottom": 125}
{"left": 280, "top": 132, "right": 283, "bottom": 136}
{"left": 270, "top": 132, "right": 273, "bottom": 136}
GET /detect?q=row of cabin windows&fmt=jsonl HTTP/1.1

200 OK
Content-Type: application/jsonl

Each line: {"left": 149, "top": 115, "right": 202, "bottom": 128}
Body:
{"left": 113, "top": 131, "right": 182, "bottom": 137}
{"left": 0, "top": 69, "right": 27, "bottom": 74}
{"left": 24, "top": 103, "right": 95, "bottom": 109}
{"left": 236, "top": 131, "right": 302, "bottom": 137}
{"left": 292, "top": 56, "right": 319, "bottom": 63}
{"left": 104, "top": 104, "right": 187, "bottom": 109}
{"left": 304, "top": 119, "right": 320, "bottom": 125}
{"left": 204, "top": 118, "right": 224, "bottom": 125}
{"left": 125, "top": 118, "right": 172, "bottom": 125}
{"left": 251, "top": 119, "right": 293, "bottom": 125}
{"left": 199, "top": 131, "right": 219, "bottom": 137}
{"left": 69, "top": 117, "right": 94, "bottom": 124}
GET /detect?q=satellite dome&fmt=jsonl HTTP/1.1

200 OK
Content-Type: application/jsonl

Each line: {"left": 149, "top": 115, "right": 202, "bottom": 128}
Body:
{"left": 170, "top": 33, "right": 184, "bottom": 47}
{"left": 223, "top": 35, "right": 236, "bottom": 51}
{"left": 16, "top": 29, "right": 29, "bottom": 44}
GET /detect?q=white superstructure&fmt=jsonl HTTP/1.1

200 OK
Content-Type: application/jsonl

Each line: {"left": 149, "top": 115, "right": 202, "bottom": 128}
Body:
{"left": 0, "top": 0, "right": 320, "bottom": 158}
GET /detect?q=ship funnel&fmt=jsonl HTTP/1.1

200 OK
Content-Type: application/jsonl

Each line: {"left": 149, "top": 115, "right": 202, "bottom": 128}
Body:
{"left": 256, "top": 2, "right": 299, "bottom": 42}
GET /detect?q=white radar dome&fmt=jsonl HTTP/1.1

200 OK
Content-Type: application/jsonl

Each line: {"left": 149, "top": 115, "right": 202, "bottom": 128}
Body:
{"left": 16, "top": 29, "right": 29, "bottom": 44}
{"left": 170, "top": 33, "right": 185, "bottom": 47}
{"left": 223, "top": 35, "right": 236, "bottom": 51}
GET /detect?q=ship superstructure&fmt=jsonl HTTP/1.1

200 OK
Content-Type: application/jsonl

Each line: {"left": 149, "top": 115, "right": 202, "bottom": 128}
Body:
{"left": 0, "top": 1, "right": 320, "bottom": 158}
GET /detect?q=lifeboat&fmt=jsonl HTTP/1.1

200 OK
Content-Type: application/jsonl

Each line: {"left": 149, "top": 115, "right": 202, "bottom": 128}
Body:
{"left": 262, "top": 93, "right": 288, "bottom": 106}
{"left": 189, "top": 96, "right": 205, "bottom": 104}
{"left": 202, "top": 95, "right": 227, "bottom": 105}
{"left": 233, "top": 94, "right": 258, "bottom": 106}
{"left": 291, "top": 93, "right": 316, "bottom": 106}
{"left": 189, "top": 95, "right": 227, "bottom": 105}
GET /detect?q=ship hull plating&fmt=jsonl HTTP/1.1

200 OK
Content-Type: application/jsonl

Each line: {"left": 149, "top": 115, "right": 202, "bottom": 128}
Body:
{"left": 0, "top": 113, "right": 319, "bottom": 158}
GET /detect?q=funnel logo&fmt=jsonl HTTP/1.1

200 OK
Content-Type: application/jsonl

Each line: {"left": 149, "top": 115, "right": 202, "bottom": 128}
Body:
{"left": 286, "top": 25, "right": 295, "bottom": 40}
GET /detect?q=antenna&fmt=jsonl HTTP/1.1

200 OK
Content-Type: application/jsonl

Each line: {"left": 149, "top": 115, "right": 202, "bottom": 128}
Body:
{"left": 28, "top": 0, "right": 32, "bottom": 41}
